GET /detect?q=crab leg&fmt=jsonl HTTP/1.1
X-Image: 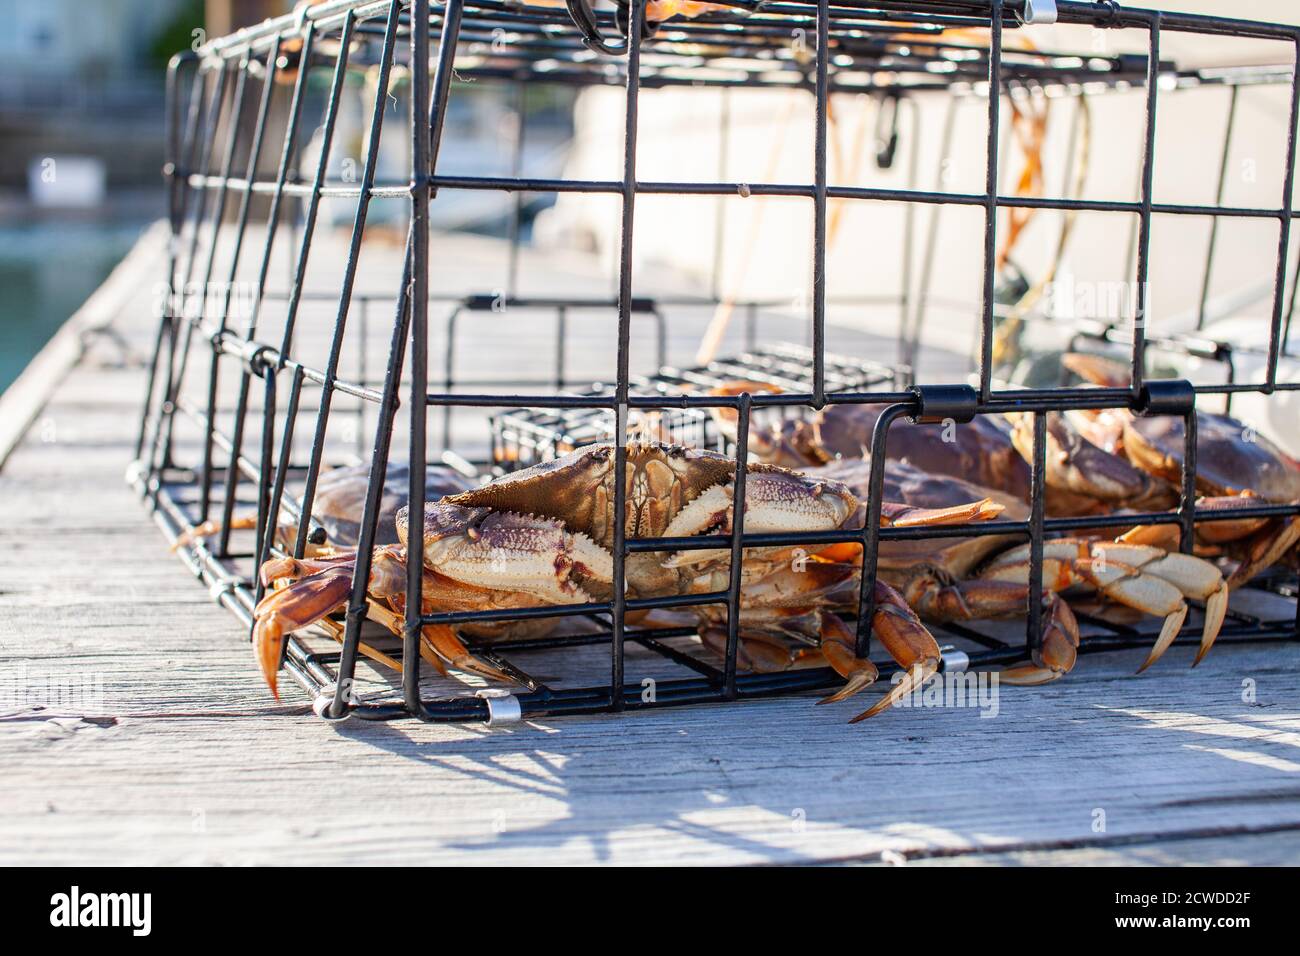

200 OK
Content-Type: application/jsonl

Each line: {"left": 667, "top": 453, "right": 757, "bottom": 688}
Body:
{"left": 171, "top": 514, "right": 259, "bottom": 552}
{"left": 362, "top": 552, "right": 521, "bottom": 685}
{"left": 1118, "top": 495, "right": 1295, "bottom": 588}
{"left": 1063, "top": 540, "right": 1228, "bottom": 667}
{"left": 816, "top": 611, "right": 882, "bottom": 708}
{"left": 892, "top": 571, "right": 1083, "bottom": 685}
{"left": 1223, "top": 513, "right": 1300, "bottom": 591}
{"left": 841, "top": 581, "right": 943, "bottom": 722}
{"left": 695, "top": 582, "right": 941, "bottom": 722}
{"left": 253, "top": 563, "right": 357, "bottom": 699}
{"left": 881, "top": 498, "right": 1005, "bottom": 527}
{"left": 259, "top": 551, "right": 358, "bottom": 587}
{"left": 999, "top": 597, "right": 1080, "bottom": 685}
{"left": 253, "top": 546, "right": 520, "bottom": 697}
{"left": 981, "top": 540, "right": 1228, "bottom": 670}
{"left": 361, "top": 597, "right": 514, "bottom": 685}
{"left": 699, "top": 624, "right": 825, "bottom": 674}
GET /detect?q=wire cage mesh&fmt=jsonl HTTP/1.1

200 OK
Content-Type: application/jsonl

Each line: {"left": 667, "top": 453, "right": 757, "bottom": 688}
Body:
{"left": 134, "top": 0, "right": 1300, "bottom": 723}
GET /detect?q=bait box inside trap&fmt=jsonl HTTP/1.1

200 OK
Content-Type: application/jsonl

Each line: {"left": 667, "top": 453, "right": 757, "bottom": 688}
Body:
{"left": 489, "top": 342, "right": 908, "bottom": 471}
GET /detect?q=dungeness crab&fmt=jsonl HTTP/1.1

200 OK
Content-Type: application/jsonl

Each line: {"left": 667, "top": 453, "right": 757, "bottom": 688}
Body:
{"left": 175, "top": 461, "right": 520, "bottom": 684}
{"left": 808, "top": 458, "right": 1228, "bottom": 681}
{"left": 710, "top": 382, "right": 1175, "bottom": 517}
{"left": 253, "top": 442, "right": 1004, "bottom": 720}
{"left": 1062, "top": 353, "right": 1300, "bottom": 589}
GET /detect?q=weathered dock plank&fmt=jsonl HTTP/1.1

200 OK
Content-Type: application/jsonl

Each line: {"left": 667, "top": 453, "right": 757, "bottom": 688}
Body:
{"left": 2, "top": 227, "right": 1299, "bottom": 866}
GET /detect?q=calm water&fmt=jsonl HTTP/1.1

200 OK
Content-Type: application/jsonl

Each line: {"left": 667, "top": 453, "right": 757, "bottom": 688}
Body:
{"left": 0, "top": 220, "right": 151, "bottom": 393}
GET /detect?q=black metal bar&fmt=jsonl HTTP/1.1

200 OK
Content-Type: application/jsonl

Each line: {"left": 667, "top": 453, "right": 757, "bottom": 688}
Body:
{"left": 1196, "top": 84, "right": 1238, "bottom": 332}
{"left": 1131, "top": 17, "right": 1161, "bottom": 402}
{"left": 217, "top": 25, "right": 320, "bottom": 558}
{"left": 506, "top": 78, "right": 526, "bottom": 299}
{"left": 405, "top": 0, "right": 437, "bottom": 718}
{"left": 440, "top": 305, "right": 463, "bottom": 451}
{"left": 136, "top": 53, "right": 197, "bottom": 464}
{"left": 854, "top": 402, "right": 910, "bottom": 656}
{"left": 905, "top": 92, "right": 960, "bottom": 371}
{"left": 811, "top": 0, "right": 829, "bottom": 407}
{"left": 723, "top": 391, "right": 751, "bottom": 697}
{"left": 194, "top": 59, "right": 254, "bottom": 525}
{"left": 1180, "top": 408, "right": 1199, "bottom": 555}
{"left": 711, "top": 89, "right": 731, "bottom": 303}
{"left": 253, "top": 363, "right": 277, "bottom": 610}
{"left": 1266, "top": 35, "right": 1300, "bottom": 388}
{"left": 257, "top": 365, "right": 306, "bottom": 606}
{"left": 173, "top": 169, "right": 1300, "bottom": 221}
{"left": 896, "top": 96, "right": 920, "bottom": 367}
{"left": 158, "top": 62, "right": 231, "bottom": 475}
{"left": 333, "top": 247, "right": 413, "bottom": 715}
{"left": 1026, "top": 411, "right": 1045, "bottom": 654}
{"left": 294, "top": 3, "right": 402, "bottom": 562}
{"left": 200, "top": 39, "right": 284, "bottom": 542}
{"left": 977, "top": 0, "right": 1003, "bottom": 403}
{"left": 609, "top": 1, "right": 645, "bottom": 713}
{"left": 273, "top": 17, "right": 355, "bottom": 367}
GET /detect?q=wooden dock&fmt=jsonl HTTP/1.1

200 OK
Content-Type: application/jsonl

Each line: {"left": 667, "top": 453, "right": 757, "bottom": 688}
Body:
{"left": 3, "top": 224, "right": 1300, "bottom": 866}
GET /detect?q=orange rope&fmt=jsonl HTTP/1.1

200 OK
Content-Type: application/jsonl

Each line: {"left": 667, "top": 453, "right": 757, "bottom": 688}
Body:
{"left": 998, "top": 91, "right": 1050, "bottom": 271}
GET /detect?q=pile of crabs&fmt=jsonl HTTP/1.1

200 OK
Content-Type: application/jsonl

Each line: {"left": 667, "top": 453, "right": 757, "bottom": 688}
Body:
{"left": 231, "top": 353, "right": 1300, "bottom": 721}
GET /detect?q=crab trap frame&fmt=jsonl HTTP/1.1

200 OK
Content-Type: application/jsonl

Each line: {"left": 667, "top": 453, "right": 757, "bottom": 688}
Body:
{"left": 134, "top": 0, "right": 1300, "bottom": 723}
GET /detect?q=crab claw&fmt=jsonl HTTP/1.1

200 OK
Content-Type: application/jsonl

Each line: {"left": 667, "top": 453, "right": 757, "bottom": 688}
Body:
{"left": 1090, "top": 547, "right": 1227, "bottom": 671}
{"left": 1074, "top": 556, "right": 1188, "bottom": 674}
{"left": 404, "top": 504, "right": 612, "bottom": 603}
{"left": 661, "top": 466, "right": 858, "bottom": 570}
{"left": 1086, "top": 545, "right": 1227, "bottom": 668}
{"left": 852, "top": 661, "right": 938, "bottom": 723}
{"left": 252, "top": 563, "right": 356, "bottom": 699}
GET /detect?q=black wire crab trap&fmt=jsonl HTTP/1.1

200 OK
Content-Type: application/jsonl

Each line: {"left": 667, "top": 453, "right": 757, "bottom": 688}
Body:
{"left": 134, "top": 0, "right": 1300, "bottom": 724}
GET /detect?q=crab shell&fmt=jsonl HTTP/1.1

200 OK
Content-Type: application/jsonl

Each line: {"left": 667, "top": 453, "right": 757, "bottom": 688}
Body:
{"left": 733, "top": 399, "right": 1036, "bottom": 504}
{"left": 396, "top": 442, "right": 859, "bottom": 602}
{"left": 1123, "top": 412, "right": 1300, "bottom": 503}
{"left": 814, "top": 405, "right": 1033, "bottom": 501}
{"left": 1007, "top": 411, "right": 1178, "bottom": 513}
{"left": 311, "top": 461, "right": 473, "bottom": 547}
